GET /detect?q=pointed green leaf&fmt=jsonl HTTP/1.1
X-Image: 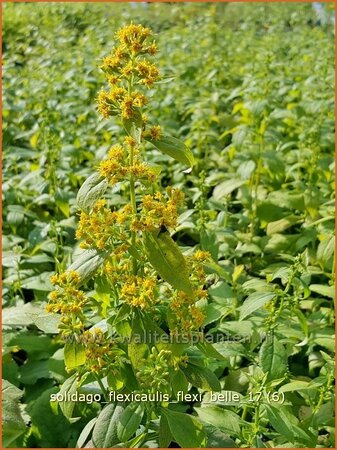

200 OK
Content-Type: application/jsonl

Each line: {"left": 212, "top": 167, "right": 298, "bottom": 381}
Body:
{"left": 260, "top": 336, "right": 288, "bottom": 382}
{"left": 64, "top": 341, "right": 86, "bottom": 370}
{"left": 146, "top": 134, "right": 194, "bottom": 167}
{"left": 57, "top": 373, "right": 79, "bottom": 421}
{"left": 143, "top": 231, "right": 193, "bottom": 295}
{"left": 76, "top": 417, "right": 97, "bottom": 448}
{"left": 76, "top": 173, "right": 109, "bottom": 212}
{"left": 195, "top": 406, "right": 241, "bottom": 437}
{"left": 2, "top": 381, "right": 27, "bottom": 447}
{"left": 68, "top": 249, "right": 109, "bottom": 286}
{"left": 92, "top": 403, "right": 125, "bottom": 448}
{"left": 239, "top": 292, "right": 275, "bottom": 320}
{"left": 161, "top": 408, "right": 206, "bottom": 448}
{"left": 183, "top": 363, "right": 221, "bottom": 391}
{"left": 159, "top": 414, "right": 172, "bottom": 448}
{"left": 264, "top": 404, "right": 316, "bottom": 446}
{"left": 117, "top": 403, "right": 144, "bottom": 442}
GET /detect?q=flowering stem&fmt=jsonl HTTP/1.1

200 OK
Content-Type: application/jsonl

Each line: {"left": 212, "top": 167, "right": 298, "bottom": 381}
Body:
{"left": 93, "top": 372, "right": 109, "bottom": 402}
{"left": 127, "top": 59, "right": 138, "bottom": 275}
{"left": 129, "top": 148, "right": 137, "bottom": 275}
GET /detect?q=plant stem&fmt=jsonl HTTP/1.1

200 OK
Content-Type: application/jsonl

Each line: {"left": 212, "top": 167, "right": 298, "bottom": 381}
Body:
{"left": 313, "top": 372, "right": 333, "bottom": 414}
{"left": 127, "top": 55, "right": 138, "bottom": 275}
{"left": 93, "top": 373, "right": 109, "bottom": 402}
{"left": 129, "top": 147, "right": 138, "bottom": 275}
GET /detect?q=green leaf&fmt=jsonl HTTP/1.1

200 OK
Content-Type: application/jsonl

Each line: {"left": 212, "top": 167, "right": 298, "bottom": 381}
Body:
{"left": 28, "top": 312, "right": 60, "bottom": 334}
{"left": 205, "top": 427, "right": 237, "bottom": 448}
{"left": 3, "top": 303, "right": 47, "bottom": 327}
{"left": 76, "top": 173, "right": 109, "bottom": 212}
{"left": 264, "top": 404, "right": 315, "bottom": 446}
{"left": 279, "top": 380, "right": 313, "bottom": 393}
{"left": 161, "top": 408, "right": 206, "bottom": 448}
{"left": 2, "top": 380, "right": 27, "bottom": 447}
{"left": 19, "top": 360, "right": 50, "bottom": 385}
{"left": 64, "top": 341, "right": 86, "bottom": 370}
{"left": 183, "top": 363, "right": 221, "bottom": 391}
{"left": 55, "top": 188, "right": 70, "bottom": 218}
{"left": 57, "top": 373, "right": 79, "bottom": 421}
{"left": 68, "top": 249, "right": 109, "bottom": 286}
{"left": 260, "top": 336, "right": 288, "bottom": 382}
{"left": 117, "top": 403, "right": 144, "bottom": 442}
{"left": 309, "top": 284, "right": 335, "bottom": 299}
{"left": 171, "top": 370, "right": 188, "bottom": 397}
{"left": 128, "top": 312, "right": 149, "bottom": 370}
{"left": 197, "top": 341, "right": 226, "bottom": 361}
{"left": 92, "top": 403, "right": 125, "bottom": 448}
{"left": 146, "top": 134, "right": 194, "bottom": 167}
{"left": 48, "top": 349, "right": 67, "bottom": 382}
{"left": 107, "top": 370, "right": 124, "bottom": 391}
{"left": 123, "top": 110, "right": 142, "bottom": 144}
{"left": 266, "top": 216, "right": 299, "bottom": 235}
{"left": 159, "top": 414, "right": 172, "bottom": 448}
{"left": 195, "top": 406, "right": 241, "bottom": 437}
{"left": 143, "top": 230, "right": 193, "bottom": 295}
{"left": 76, "top": 417, "right": 97, "bottom": 448}
{"left": 239, "top": 292, "right": 275, "bottom": 320}
{"left": 26, "top": 387, "right": 73, "bottom": 447}
{"left": 213, "top": 179, "right": 245, "bottom": 201}
{"left": 317, "top": 235, "right": 335, "bottom": 268}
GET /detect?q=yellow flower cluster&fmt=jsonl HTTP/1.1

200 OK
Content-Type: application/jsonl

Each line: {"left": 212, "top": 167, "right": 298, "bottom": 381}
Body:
{"left": 81, "top": 328, "right": 117, "bottom": 373}
{"left": 135, "top": 60, "right": 160, "bottom": 87}
{"left": 116, "top": 23, "right": 152, "bottom": 51}
{"left": 47, "top": 275, "right": 118, "bottom": 371}
{"left": 47, "top": 271, "right": 88, "bottom": 336}
{"left": 131, "top": 188, "right": 185, "bottom": 232}
{"left": 98, "top": 144, "right": 157, "bottom": 185}
{"left": 76, "top": 199, "right": 131, "bottom": 250}
{"left": 188, "top": 250, "right": 212, "bottom": 285}
{"left": 170, "top": 290, "right": 206, "bottom": 334}
{"left": 143, "top": 125, "right": 162, "bottom": 141}
{"left": 49, "top": 270, "right": 80, "bottom": 287}
{"left": 104, "top": 258, "right": 132, "bottom": 286}
{"left": 98, "top": 23, "right": 159, "bottom": 120}
{"left": 97, "top": 88, "right": 148, "bottom": 120}
{"left": 169, "top": 251, "right": 211, "bottom": 333}
{"left": 121, "top": 275, "right": 157, "bottom": 309}
{"left": 136, "top": 348, "right": 171, "bottom": 393}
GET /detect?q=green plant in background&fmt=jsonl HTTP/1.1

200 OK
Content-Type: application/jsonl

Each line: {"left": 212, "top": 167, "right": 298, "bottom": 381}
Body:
{"left": 2, "top": 3, "right": 335, "bottom": 449}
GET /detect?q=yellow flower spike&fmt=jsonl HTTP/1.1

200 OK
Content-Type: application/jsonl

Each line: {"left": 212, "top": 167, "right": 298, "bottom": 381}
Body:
{"left": 50, "top": 274, "right": 60, "bottom": 285}
{"left": 97, "top": 90, "right": 113, "bottom": 119}
{"left": 132, "top": 92, "right": 148, "bottom": 108}
{"left": 120, "top": 62, "right": 134, "bottom": 78}
{"left": 193, "top": 250, "right": 212, "bottom": 262}
{"left": 114, "top": 46, "right": 127, "bottom": 59}
{"left": 59, "top": 273, "right": 68, "bottom": 284}
{"left": 149, "top": 125, "right": 162, "bottom": 140}
{"left": 124, "top": 136, "right": 137, "bottom": 148}
{"left": 101, "top": 55, "right": 123, "bottom": 74}
{"left": 109, "top": 86, "right": 128, "bottom": 103}
{"left": 116, "top": 23, "right": 151, "bottom": 49}
{"left": 147, "top": 42, "right": 158, "bottom": 56}
{"left": 108, "top": 75, "right": 119, "bottom": 86}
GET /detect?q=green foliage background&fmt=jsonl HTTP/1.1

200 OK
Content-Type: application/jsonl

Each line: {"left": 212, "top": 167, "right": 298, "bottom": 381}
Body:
{"left": 2, "top": 2, "right": 335, "bottom": 448}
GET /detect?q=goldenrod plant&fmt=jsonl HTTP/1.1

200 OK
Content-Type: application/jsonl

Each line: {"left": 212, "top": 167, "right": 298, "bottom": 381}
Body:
{"left": 46, "top": 23, "right": 217, "bottom": 448}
